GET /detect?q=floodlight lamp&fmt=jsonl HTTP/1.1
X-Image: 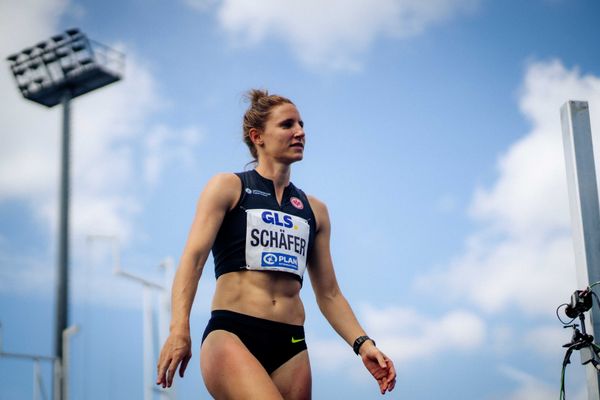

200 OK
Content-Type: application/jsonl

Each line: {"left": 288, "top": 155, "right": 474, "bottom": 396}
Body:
{"left": 6, "top": 28, "right": 124, "bottom": 107}
{"left": 71, "top": 41, "right": 86, "bottom": 51}
{"left": 56, "top": 46, "right": 70, "bottom": 57}
{"left": 43, "top": 53, "right": 57, "bottom": 63}
{"left": 14, "top": 65, "right": 27, "bottom": 76}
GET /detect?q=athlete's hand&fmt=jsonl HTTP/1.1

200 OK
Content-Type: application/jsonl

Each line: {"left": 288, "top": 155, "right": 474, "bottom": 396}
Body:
{"left": 156, "top": 332, "right": 192, "bottom": 388}
{"left": 359, "top": 342, "right": 396, "bottom": 395}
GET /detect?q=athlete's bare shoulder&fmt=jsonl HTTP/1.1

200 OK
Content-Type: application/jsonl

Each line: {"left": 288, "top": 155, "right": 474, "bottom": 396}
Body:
{"left": 208, "top": 172, "right": 240, "bottom": 187}
{"left": 306, "top": 194, "right": 326, "bottom": 211}
{"left": 306, "top": 195, "right": 329, "bottom": 232}
{"left": 201, "top": 172, "right": 242, "bottom": 211}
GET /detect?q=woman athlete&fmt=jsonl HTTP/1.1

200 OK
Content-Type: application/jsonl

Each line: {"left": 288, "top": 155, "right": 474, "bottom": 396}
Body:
{"left": 156, "top": 89, "right": 396, "bottom": 399}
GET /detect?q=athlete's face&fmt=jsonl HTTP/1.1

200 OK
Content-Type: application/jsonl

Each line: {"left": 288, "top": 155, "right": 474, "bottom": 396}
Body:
{"left": 255, "top": 103, "right": 305, "bottom": 164}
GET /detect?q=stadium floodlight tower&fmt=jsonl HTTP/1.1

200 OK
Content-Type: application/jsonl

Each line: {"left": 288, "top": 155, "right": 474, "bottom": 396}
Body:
{"left": 6, "top": 28, "right": 124, "bottom": 400}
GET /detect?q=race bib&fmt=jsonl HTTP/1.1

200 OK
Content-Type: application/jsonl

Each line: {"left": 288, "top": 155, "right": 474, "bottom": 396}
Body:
{"left": 245, "top": 209, "right": 310, "bottom": 278}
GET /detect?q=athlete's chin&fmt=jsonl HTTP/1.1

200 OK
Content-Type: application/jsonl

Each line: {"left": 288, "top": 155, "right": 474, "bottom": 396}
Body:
{"left": 281, "top": 154, "right": 304, "bottom": 164}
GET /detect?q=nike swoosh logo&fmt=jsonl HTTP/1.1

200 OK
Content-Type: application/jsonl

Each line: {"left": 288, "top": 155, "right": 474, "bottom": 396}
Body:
{"left": 291, "top": 337, "right": 305, "bottom": 344}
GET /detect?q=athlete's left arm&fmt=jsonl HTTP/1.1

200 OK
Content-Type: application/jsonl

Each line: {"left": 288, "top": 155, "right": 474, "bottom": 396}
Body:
{"left": 306, "top": 195, "right": 396, "bottom": 395}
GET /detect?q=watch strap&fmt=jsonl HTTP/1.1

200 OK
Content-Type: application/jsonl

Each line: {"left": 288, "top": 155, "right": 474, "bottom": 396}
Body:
{"left": 353, "top": 335, "right": 375, "bottom": 355}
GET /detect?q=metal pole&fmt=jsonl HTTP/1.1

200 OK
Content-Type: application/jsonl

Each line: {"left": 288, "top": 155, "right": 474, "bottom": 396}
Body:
{"left": 158, "top": 258, "right": 175, "bottom": 400}
{"left": 62, "top": 325, "right": 79, "bottom": 400}
{"left": 560, "top": 100, "right": 600, "bottom": 400}
{"left": 55, "top": 89, "right": 72, "bottom": 400}
{"left": 143, "top": 286, "right": 153, "bottom": 400}
{"left": 53, "top": 358, "right": 62, "bottom": 400}
{"left": 33, "top": 359, "right": 40, "bottom": 400}
{"left": 158, "top": 258, "right": 173, "bottom": 352}
{"left": 89, "top": 235, "right": 170, "bottom": 399}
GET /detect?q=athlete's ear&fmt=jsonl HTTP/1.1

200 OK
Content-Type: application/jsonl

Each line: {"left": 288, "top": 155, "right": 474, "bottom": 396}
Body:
{"left": 249, "top": 128, "right": 264, "bottom": 146}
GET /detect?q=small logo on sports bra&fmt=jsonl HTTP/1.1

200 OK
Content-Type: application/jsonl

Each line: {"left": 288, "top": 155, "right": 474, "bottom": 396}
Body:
{"left": 246, "top": 188, "right": 271, "bottom": 197}
{"left": 291, "top": 337, "right": 305, "bottom": 344}
{"left": 290, "top": 197, "right": 304, "bottom": 210}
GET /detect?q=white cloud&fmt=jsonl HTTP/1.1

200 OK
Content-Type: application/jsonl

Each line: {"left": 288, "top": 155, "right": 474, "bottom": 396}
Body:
{"left": 199, "top": 0, "right": 480, "bottom": 70}
{"left": 472, "top": 60, "right": 600, "bottom": 238}
{"left": 68, "top": 51, "right": 163, "bottom": 241}
{"left": 0, "top": 0, "right": 68, "bottom": 56}
{"left": 307, "top": 337, "right": 353, "bottom": 372}
{"left": 0, "top": 0, "right": 67, "bottom": 201}
{"left": 144, "top": 124, "right": 205, "bottom": 187}
{"left": 489, "top": 324, "right": 515, "bottom": 356}
{"left": 497, "top": 365, "right": 586, "bottom": 400}
{"left": 496, "top": 365, "right": 557, "bottom": 400}
{"left": 485, "top": 322, "right": 576, "bottom": 359}
{"left": 525, "top": 325, "right": 572, "bottom": 357}
{"left": 0, "top": 19, "right": 205, "bottom": 238}
{"left": 416, "top": 60, "right": 600, "bottom": 316}
{"left": 362, "top": 305, "right": 485, "bottom": 363}
{"left": 421, "top": 235, "right": 576, "bottom": 314}
{"left": 0, "top": 1, "right": 204, "bottom": 300}
{"left": 309, "top": 304, "right": 485, "bottom": 373}
{"left": 1, "top": 46, "right": 161, "bottom": 243}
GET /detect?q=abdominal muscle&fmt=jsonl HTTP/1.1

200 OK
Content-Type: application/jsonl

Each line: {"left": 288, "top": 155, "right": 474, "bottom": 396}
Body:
{"left": 211, "top": 270, "right": 305, "bottom": 325}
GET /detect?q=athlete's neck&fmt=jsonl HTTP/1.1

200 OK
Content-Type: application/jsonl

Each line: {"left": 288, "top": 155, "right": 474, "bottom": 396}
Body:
{"left": 255, "top": 163, "right": 291, "bottom": 190}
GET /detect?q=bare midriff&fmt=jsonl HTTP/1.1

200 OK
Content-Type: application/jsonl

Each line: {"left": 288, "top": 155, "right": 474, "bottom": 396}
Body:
{"left": 211, "top": 270, "right": 305, "bottom": 325}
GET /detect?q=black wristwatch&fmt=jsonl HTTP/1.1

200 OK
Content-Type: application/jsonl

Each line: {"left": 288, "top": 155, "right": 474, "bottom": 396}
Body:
{"left": 353, "top": 335, "right": 375, "bottom": 355}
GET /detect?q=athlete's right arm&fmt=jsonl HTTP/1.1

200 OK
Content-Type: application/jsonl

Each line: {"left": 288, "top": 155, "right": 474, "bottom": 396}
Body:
{"left": 156, "top": 173, "right": 240, "bottom": 388}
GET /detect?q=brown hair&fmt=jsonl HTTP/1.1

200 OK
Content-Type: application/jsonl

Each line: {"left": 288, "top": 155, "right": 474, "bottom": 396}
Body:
{"left": 242, "top": 89, "right": 294, "bottom": 161}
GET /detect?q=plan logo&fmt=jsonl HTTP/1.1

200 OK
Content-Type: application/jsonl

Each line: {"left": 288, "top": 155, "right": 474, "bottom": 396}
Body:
{"left": 261, "top": 252, "right": 298, "bottom": 270}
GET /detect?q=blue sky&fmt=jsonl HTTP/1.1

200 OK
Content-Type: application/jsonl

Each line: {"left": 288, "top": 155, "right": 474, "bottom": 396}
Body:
{"left": 1, "top": 0, "right": 600, "bottom": 399}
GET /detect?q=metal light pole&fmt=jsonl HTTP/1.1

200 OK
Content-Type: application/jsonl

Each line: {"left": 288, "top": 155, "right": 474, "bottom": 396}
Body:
{"left": 561, "top": 100, "right": 600, "bottom": 400}
{"left": 0, "top": 322, "right": 57, "bottom": 400}
{"left": 6, "top": 28, "right": 124, "bottom": 400}
{"left": 87, "top": 235, "right": 175, "bottom": 400}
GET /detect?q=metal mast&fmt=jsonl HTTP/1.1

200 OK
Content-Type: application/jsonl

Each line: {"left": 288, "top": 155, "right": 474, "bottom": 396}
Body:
{"left": 6, "top": 28, "right": 124, "bottom": 400}
{"left": 560, "top": 100, "right": 600, "bottom": 400}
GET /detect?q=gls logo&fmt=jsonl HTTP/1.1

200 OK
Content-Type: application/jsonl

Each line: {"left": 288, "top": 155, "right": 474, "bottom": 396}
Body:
{"left": 261, "top": 211, "right": 293, "bottom": 228}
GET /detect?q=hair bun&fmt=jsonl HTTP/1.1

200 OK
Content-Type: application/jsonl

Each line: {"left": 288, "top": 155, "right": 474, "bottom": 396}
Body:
{"left": 246, "top": 89, "right": 269, "bottom": 106}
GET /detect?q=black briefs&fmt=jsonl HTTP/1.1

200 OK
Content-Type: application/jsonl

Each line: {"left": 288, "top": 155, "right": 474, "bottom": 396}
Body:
{"left": 201, "top": 309, "right": 308, "bottom": 374}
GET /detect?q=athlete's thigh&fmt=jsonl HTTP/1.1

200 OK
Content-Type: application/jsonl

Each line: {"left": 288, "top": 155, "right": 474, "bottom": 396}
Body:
{"left": 201, "top": 330, "right": 283, "bottom": 400}
{"left": 271, "top": 350, "right": 312, "bottom": 400}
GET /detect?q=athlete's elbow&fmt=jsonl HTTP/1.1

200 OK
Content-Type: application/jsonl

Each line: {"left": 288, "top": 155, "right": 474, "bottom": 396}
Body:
{"left": 179, "top": 251, "right": 205, "bottom": 276}
{"left": 316, "top": 287, "right": 342, "bottom": 309}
